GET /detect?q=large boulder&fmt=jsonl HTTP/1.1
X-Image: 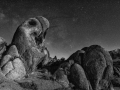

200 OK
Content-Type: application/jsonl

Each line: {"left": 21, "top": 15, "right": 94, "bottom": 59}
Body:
{"left": 0, "top": 45, "right": 19, "bottom": 68}
{"left": 83, "top": 45, "right": 113, "bottom": 90}
{"left": 0, "top": 45, "right": 26, "bottom": 80}
{"left": 11, "top": 16, "right": 50, "bottom": 73}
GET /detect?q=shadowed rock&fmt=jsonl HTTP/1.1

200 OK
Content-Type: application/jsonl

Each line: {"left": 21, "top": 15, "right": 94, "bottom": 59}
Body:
{"left": 59, "top": 60, "right": 74, "bottom": 75}
{"left": 53, "top": 68, "right": 69, "bottom": 88}
{"left": 69, "top": 63, "right": 91, "bottom": 90}
{"left": 109, "top": 49, "right": 120, "bottom": 59}
{"left": 83, "top": 45, "right": 113, "bottom": 90}
{"left": 109, "top": 49, "right": 120, "bottom": 78}
{"left": 10, "top": 16, "right": 50, "bottom": 73}
{"left": 112, "top": 77, "right": 120, "bottom": 87}
{"left": 43, "top": 57, "right": 66, "bottom": 74}
{"left": 0, "top": 16, "right": 117, "bottom": 90}
{"left": 67, "top": 50, "right": 85, "bottom": 65}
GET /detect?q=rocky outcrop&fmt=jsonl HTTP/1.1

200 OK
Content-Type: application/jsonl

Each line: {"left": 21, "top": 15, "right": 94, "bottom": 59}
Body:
{"left": 0, "top": 16, "right": 118, "bottom": 90}
{"left": 0, "top": 16, "right": 50, "bottom": 80}
{"left": 0, "top": 16, "right": 70, "bottom": 90}
{"left": 11, "top": 16, "right": 50, "bottom": 73}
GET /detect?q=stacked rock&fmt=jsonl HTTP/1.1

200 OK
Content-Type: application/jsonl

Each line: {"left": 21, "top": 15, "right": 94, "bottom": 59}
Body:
{"left": 53, "top": 45, "right": 114, "bottom": 90}
{"left": 0, "top": 16, "right": 50, "bottom": 80}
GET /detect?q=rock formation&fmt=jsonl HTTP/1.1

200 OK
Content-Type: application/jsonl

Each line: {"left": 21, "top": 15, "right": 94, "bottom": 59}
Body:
{"left": 109, "top": 49, "right": 120, "bottom": 87}
{"left": 0, "top": 16, "right": 119, "bottom": 90}
{"left": 83, "top": 45, "right": 113, "bottom": 90}
{"left": 0, "top": 16, "right": 50, "bottom": 80}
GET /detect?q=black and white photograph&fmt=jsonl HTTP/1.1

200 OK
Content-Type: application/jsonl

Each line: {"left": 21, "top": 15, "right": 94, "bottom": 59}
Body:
{"left": 0, "top": 0, "right": 119, "bottom": 90}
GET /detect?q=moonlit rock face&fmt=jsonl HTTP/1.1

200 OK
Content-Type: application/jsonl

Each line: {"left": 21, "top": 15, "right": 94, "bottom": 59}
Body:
{"left": 11, "top": 16, "right": 49, "bottom": 56}
{"left": 0, "top": 16, "right": 50, "bottom": 80}
{"left": 1, "top": 52, "right": 26, "bottom": 80}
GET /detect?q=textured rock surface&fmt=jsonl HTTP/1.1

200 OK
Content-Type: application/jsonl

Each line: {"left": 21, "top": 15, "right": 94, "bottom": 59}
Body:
{"left": 5, "top": 58, "right": 26, "bottom": 80}
{"left": 83, "top": 45, "right": 113, "bottom": 90}
{"left": 0, "top": 45, "right": 26, "bottom": 80}
{"left": 59, "top": 60, "right": 74, "bottom": 75}
{"left": 0, "top": 71, "right": 64, "bottom": 90}
{"left": 109, "top": 49, "right": 120, "bottom": 59}
{"left": 11, "top": 16, "right": 50, "bottom": 73}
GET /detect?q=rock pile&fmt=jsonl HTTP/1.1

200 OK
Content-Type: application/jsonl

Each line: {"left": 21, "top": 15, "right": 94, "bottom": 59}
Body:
{"left": 0, "top": 16, "right": 119, "bottom": 90}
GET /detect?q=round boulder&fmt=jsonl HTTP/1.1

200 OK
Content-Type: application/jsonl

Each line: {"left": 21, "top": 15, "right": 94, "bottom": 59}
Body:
{"left": 70, "top": 63, "right": 91, "bottom": 90}
{"left": 83, "top": 45, "right": 113, "bottom": 90}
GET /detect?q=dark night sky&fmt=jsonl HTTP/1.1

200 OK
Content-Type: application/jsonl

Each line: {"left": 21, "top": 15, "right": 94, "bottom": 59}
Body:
{"left": 0, "top": 0, "right": 120, "bottom": 58}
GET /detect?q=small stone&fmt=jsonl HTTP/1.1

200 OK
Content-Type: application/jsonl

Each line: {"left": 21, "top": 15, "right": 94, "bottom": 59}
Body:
{"left": 0, "top": 55, "right": 12, "bottom": 68}
{"left": 2, "top": 58, "right": 26, "bottom": 80}
{"left": 7, "top": 45, "right": 19, "bottom": 57}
